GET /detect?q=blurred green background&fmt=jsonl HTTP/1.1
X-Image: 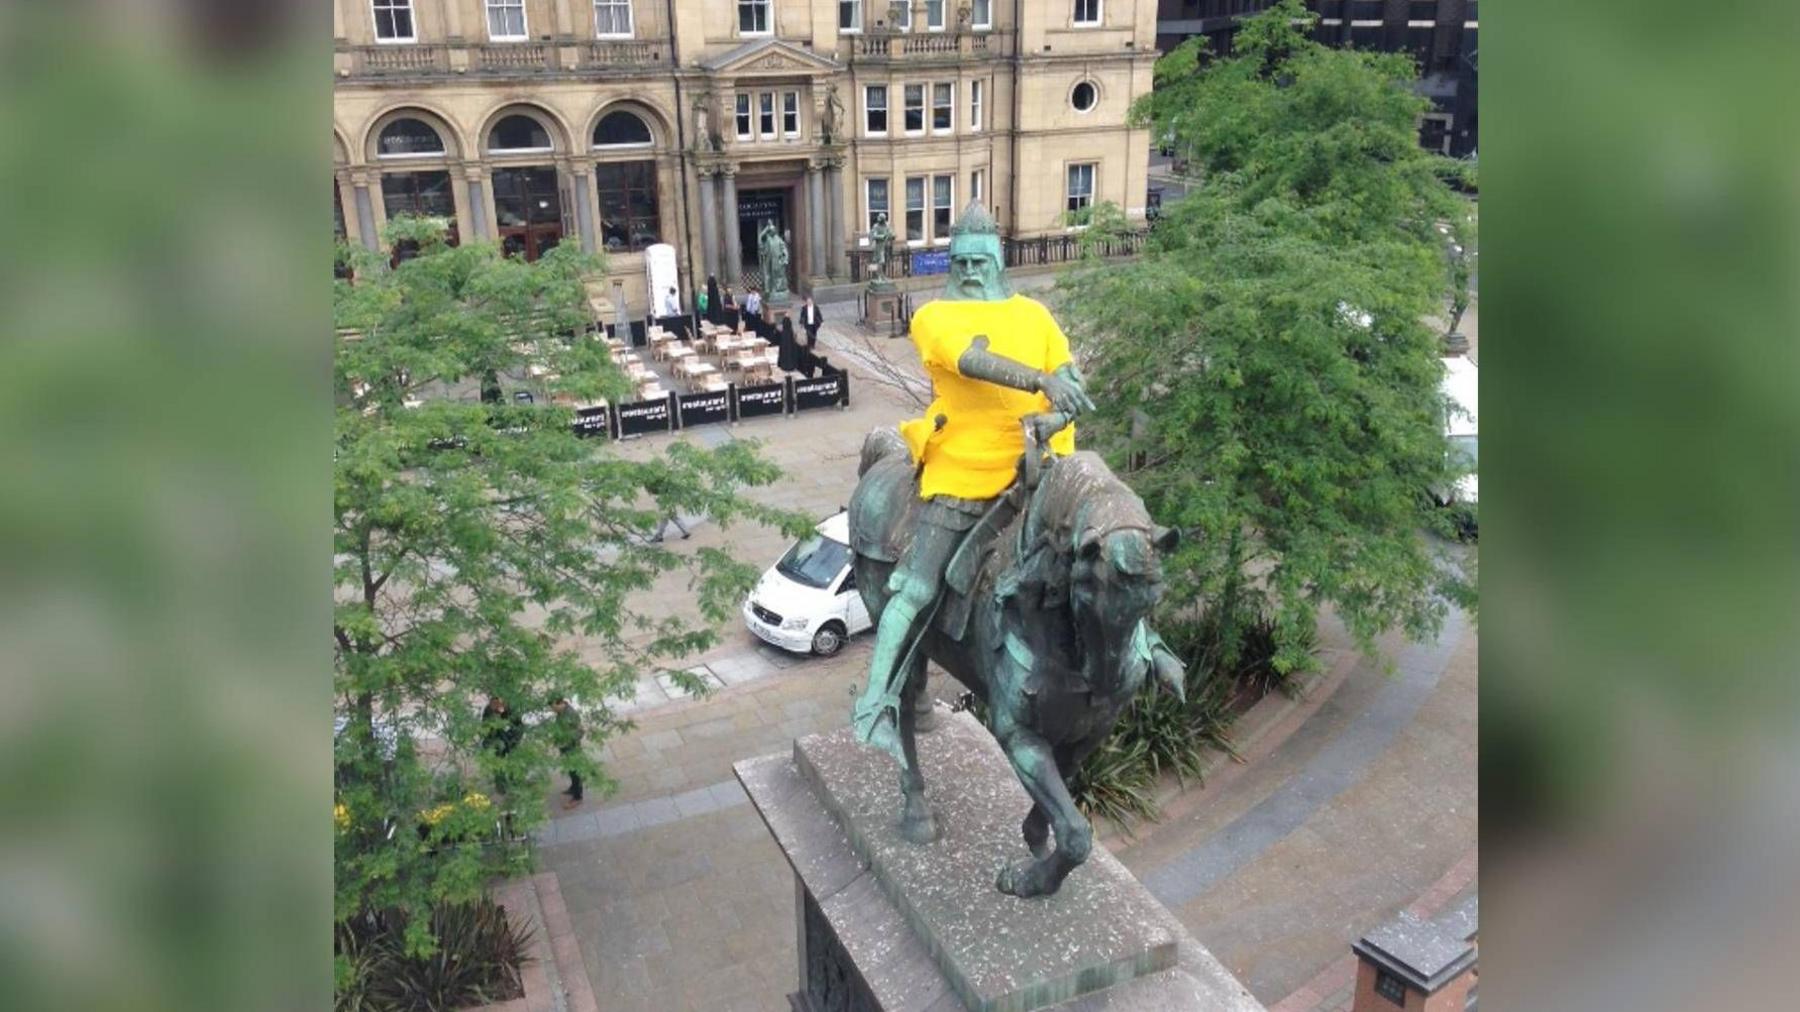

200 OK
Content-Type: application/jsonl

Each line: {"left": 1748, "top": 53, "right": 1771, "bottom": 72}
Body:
{"left": 0, "top": 5, "right": 327, "bottom": 1010}
{"left": 0, "top": 1, "right": 1795, "bottom": 1009}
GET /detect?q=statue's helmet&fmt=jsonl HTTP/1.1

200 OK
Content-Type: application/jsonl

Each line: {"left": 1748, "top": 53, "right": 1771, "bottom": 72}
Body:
{"left": 946, "top": 201, "right": 1008, "bottom": 300}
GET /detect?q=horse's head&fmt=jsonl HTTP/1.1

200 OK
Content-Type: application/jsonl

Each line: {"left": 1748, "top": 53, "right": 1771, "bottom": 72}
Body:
{"left": 1069, "top": 523, "right": 1180, "bottom": 648}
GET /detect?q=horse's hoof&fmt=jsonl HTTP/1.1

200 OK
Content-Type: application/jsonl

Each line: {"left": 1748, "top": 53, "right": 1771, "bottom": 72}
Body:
{"left": 996, "top": 859, "right": 1049, "bottom": 898}
{"left": 899, "top": 813, "right": 938, "bottom": 845}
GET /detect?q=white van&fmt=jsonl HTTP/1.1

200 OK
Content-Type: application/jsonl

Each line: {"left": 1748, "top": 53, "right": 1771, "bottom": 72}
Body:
{"left": 742, "top": 511, "right": 873, "bottom": 657}
{"left": 1438, "top": 355, "right": 1479, "bottom": 506}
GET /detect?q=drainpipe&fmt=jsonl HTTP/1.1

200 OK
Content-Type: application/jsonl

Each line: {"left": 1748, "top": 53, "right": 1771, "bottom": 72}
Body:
{"left": 1008, "top": 0, "right": 1022, "bottom": 244}
{"left": 666, "top": 0, "right": 700, "bottom": 302}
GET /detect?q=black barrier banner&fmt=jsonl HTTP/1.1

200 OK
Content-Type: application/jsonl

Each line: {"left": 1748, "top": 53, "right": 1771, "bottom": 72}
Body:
{"left": 571, "top": 405, "right": 611, "bottom": 439}
{"left": 615, "top": 396, "right": 673, "bottom": 437}
{"left": 792, "top": 373, "right": 846, "bottom": 412}
{"left": 678, "top": 389, "right": 730, "bottom": 428}
{"left": 734, "top": 381, "right": 787, "bottom": 420}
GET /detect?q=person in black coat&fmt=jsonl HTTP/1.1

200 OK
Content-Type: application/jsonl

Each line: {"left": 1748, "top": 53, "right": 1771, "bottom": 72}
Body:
{"left": 798, "top": 295, "right": 823, "bottom": 348}
{"left": 720, "top": 285, "right": 739, "bottom": 330}
{"left": 705, "top": 274, "right": 721, "bottom": 326}
{"left": 777, "top": 317, "right": 800, "bottom": 373}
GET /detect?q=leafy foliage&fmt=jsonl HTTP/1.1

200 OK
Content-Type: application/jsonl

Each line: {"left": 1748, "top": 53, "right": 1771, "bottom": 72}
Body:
{"left": 333, "top": 220, "right": 812, "bottom": 964}
{"left": 1069, "top": 608, "right": 1315, "bottom": 830}
{"left": 1061, "top": 0, "right": 1476, "bottom": 685}
{"left": 334, "top": 898, "right": 531, "bottom": 1012}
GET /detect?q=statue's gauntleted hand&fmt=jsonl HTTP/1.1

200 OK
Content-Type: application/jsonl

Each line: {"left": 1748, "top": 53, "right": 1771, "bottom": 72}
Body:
{"left": 1038, "top": 365, "right": 1096, "bottom": 418}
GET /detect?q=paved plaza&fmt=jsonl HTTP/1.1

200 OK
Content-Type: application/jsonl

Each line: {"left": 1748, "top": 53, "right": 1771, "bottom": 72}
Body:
{"left": 525, "top": 293, "right": 1479, "bottom": 1010}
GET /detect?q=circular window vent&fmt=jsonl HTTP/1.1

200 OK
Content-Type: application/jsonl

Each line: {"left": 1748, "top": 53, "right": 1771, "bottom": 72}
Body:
{"left": 1071, "top": 81, "right": 1098, "bottom": 113}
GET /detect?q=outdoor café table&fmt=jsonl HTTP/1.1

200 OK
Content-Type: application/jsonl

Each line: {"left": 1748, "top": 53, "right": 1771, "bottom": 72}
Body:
{"left": 637, "top": 381, "right": 667, "bottom": 401}
{"left": 696, "top": 376, "right": 729, "bottom": 393}
{"left": 674, "top": 358, "right": 714, "bottom": 381}
{"left": 666, "top": 343, "right": 696, "bottom": 362}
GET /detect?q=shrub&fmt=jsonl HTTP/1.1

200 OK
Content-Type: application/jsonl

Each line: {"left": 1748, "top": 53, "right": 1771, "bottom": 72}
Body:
{"left": 1069, "top": 608, "right": 1318, "bottom": 829}
{"left": 334, "top": 898, "right": 532, "bottom": 1012}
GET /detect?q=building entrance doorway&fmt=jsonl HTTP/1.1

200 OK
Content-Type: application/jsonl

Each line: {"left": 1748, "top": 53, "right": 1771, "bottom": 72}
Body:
{"left": 736, "top": 186, "right": 793, "bottom": 292}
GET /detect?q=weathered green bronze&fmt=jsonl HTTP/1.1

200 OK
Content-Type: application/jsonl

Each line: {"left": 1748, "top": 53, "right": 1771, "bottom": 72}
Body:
{"left": 757, "top": 219, "right": 791, "bottom": 302}
{"left": 847, "top": 202, "right": 1186, "bottom": 898}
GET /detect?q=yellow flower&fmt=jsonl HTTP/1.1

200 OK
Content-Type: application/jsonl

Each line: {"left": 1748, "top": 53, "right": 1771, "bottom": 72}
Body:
{"left": 463, "top": 792, "right": 492, "bottom": 810}
{"left": 334, "top": 803, "right": 349, "bottom": 829}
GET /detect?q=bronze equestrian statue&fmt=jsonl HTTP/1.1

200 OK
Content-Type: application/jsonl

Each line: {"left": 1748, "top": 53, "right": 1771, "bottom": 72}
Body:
{"left": 847, "top": 203, "right": 1185, "bottom": 898}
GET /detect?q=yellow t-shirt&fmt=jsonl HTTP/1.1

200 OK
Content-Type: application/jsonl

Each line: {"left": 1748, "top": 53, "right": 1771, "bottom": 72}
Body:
{"left": 899, "top": 294, "right": 1076, "bottom": 500}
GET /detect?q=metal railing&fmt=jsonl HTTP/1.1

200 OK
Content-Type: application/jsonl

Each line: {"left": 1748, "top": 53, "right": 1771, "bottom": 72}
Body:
{"left": 846, "top": 229, "right": 1150, "bottom": 283}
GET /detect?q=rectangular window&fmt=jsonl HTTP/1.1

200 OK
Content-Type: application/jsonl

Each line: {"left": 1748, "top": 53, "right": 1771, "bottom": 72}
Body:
{"left": 372, "top": 0, "right": 415, "bottom": 42}
{"left": 904, "top": 84, "right": 924, "bottom": 134}
{"left": 972, "top": 0, "right": 992, "bottom": 28}
{"left": 1073, "top": 0, "right": 1101, "bottom": 26}
{"left": 970, "top": 168, "right": 984, "bottom": 207}
{"left": 486, "top": 0, "right": 527, "bottom": 40}
{"left": 891, "top": 1, "right": 911, "bottom": 31}
{"left": 905, "top": 176, "right": 925, "bottom": 244}
{"left": 735, "top": 94, "right": 753, "bottom": 140}
{"left": 381, "top": 170, "right": 457, "bottom": 221}
{"left": 864, "top": 85, "right": 888, "bottom": 135}
{"left": 932, "top": 82, "right": 953, "bottom": 132}
{"left": 866, "top": 177, "right": 889, "bottom": 232}
{"left": 782, "top": 91, "right": 800, "bottom": 137}
{"left": 839, "top": 0, "right": 862, "bottom": 32}
{"left": 738, "top": 0, "right": 771, "bottom": 34}
{"left": 970, "top": 79, "right": 984, "bottom": 131}
{"left": 932, "top": 175, "right": 953, "bottom": 243}
{"left": 926, "top": 0, "right": 946, "bottom": 30}
{"left": 759, "top": 92, "right": 776, "bottom": 137}
{"left": 1066, "top": 163, "right": 1095, "bottom": 215}
{"left": 594, "top": 0, "right": 634, "bottom": 37}
{"left": 594, "top": 160, "right": 662, "bottom": 252}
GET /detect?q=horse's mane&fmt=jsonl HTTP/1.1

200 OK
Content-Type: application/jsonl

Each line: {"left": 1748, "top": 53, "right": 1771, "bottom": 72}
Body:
{"left": 1030, "top": 451, "right": 1153, "bottom": 558}
{"left": 994, "top": 452, "right": 1154, "bottom": 609}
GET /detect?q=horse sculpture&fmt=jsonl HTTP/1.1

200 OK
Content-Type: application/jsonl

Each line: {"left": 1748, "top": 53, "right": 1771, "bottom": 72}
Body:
{"left": 847, "top": 425, "right": 1181, "bottom": 898}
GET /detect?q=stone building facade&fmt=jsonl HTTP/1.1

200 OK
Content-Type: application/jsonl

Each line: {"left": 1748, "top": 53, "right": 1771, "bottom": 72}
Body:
{"left": 333, "top": 0, "right": 1157, "bottom": 313}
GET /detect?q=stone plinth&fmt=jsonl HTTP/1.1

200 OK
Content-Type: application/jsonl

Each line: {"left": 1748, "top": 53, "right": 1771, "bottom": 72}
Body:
{"left": 735, "top": 709, "right": 1264, "bottom": 1012}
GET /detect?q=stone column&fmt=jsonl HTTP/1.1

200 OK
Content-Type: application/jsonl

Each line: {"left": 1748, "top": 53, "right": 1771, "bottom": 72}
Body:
{"left": 824, "top": 158, "right": 846, "bottom": 279}
{"left": 720, "top": 165, "right": 743, "bottom": 285}
{"left": 805, "top": 160, "right": 826, "bottom": 281}
{"left": 334, "top": 169, "right": 361, "bottom": 249}
{"left": 696, "top": 165, "right": 720, "bottom": 281}
{"left": 569, "top": 166, "right": 597, "bottom": 254}
{"left": 350, "top": 170, "right": 380, "bottom": 251}
{"left": 465, "top": 166, "right": 491, "bottom": 240}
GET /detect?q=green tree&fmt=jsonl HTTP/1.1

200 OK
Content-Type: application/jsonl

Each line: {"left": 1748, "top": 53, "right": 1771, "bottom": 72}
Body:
{"left": 1058, "top": 0, "right": 1475, "bottom": 678}
{"left": 332, "top": 219, "right": 805, "bottom": 961}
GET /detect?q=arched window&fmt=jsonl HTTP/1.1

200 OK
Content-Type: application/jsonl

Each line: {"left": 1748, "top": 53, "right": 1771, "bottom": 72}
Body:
{"left": 593, "top": 110, "right": 653, "bottom": 149}
{"left": 377, "top": 117, "right": 446, "bottom": 158}
{"left": 488, "top": 115, "right": 554, "bottom": 153}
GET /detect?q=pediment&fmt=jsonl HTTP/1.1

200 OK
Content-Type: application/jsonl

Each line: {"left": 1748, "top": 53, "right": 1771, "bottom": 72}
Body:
{"left": 699, "top": 38, "right": 841, "bottom": 77}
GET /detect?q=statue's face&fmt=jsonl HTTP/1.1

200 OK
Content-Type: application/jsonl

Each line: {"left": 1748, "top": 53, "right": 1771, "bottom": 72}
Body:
{"left": 947, "top": 235, "right": 1007, "bottom": 301}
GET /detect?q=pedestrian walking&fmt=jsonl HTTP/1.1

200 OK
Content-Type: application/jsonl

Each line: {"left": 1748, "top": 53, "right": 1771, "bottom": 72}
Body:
{"left": 743, "top": 286, "right": 763, "bottom": 319}
{"left": 645, "top": 472, "right": 690, "bottom": 542}
{"left": 799, "top": 295, "right": 823, "bottom": 348}
{"left": 480, "top": 695, "right": 525, "bottom": 794}
{"left": 660, "top": 286, "right": 681, "bottom": 318}
{"left": 550, "top": 697, "right": 585, "bottom": 809}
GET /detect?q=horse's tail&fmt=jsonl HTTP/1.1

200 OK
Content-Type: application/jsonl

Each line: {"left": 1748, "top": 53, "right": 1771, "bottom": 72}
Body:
{"left": 858, "top": 427, "right": 910, "bottom": 478}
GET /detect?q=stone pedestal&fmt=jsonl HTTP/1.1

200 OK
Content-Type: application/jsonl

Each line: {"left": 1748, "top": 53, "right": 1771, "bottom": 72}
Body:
{"left": 735, "top": 710, "right": 1265, "bottom": 1012}
{"left": 864, "top": 289, "right": 906, "bottom": 334}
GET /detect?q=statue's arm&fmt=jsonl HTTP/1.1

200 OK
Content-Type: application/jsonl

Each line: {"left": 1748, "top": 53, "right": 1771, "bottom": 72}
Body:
{"left": 957, "top": 336, "right": 1096, "bottom": 418}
